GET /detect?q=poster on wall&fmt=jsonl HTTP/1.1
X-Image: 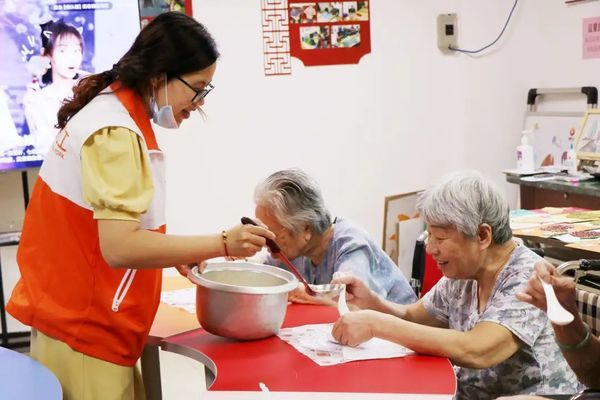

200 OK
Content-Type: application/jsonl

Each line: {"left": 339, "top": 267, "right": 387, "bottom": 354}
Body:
{"left": 138, "top": 0, "right": 193, "bottom": 28}
{"left": 261, "top": 0, "right": 371, "bottom": 76}
{"left": 583, "top": 16, "right": 600, "bottom": 59}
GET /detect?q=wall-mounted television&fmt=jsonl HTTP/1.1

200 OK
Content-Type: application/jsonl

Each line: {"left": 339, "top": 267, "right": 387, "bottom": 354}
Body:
{"left": 0, "top": 0, "right": 141, "bottom": 172}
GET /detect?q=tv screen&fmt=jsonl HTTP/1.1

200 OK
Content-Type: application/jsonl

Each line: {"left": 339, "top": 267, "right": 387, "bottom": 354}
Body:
{"left": 0, "top": 0, "right": 141, "bottom": 172}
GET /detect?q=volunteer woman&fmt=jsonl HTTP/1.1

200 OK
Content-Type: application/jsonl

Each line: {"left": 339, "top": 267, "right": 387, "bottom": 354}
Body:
{"left": 7, "top": 12, "right": 274, "bottom": 400}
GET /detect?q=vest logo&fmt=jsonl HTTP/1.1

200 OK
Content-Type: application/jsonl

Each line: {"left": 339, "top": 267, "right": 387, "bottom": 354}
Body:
{"left": 52, "top": 129, "right": 70, "bottom": 159}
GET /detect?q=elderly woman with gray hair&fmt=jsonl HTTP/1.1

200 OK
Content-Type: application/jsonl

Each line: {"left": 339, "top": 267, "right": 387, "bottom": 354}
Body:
{"left": 331, "top": 171, "right": 580, "bottom": 399}
{"left": 254, "top": 168, "right": 416, "bottom": 304}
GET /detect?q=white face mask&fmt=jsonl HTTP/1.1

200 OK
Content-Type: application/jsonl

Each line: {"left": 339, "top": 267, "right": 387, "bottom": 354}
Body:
{"left": 151, "top": 78, "right": 178, "bottom": 129}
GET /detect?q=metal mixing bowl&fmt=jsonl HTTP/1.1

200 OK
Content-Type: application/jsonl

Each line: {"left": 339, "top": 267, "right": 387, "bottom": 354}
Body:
{"left": 188, "top": 262, "right": 298, "bottom": 340}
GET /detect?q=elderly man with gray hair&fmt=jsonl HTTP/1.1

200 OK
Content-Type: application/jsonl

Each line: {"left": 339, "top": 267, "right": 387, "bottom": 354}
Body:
{"left": 332, "top": 171, "right": 581, "bottom": 399}
{"left": 254, "top": 168, "right": 416, "bottom": 304}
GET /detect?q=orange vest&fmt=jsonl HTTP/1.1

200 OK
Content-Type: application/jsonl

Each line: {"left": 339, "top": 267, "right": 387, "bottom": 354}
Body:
{"left": 7, "top": 85, "right": 166, "bottom": 366}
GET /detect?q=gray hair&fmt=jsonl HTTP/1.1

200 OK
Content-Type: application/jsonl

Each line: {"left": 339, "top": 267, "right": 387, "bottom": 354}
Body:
{"left": 417, "top": 171, "right": 512, "bottom": 244}
{"left": 254, "top": 169, "right": 332, "bottom": 235}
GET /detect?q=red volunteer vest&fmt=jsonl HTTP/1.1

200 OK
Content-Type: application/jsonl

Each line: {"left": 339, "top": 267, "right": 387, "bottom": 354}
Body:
{"left": 7, "top": 85, "right": 166, "bottom": 366}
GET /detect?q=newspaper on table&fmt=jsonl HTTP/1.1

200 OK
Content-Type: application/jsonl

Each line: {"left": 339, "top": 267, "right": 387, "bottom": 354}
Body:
{"left": 277, "top": 323, "right": 413, "bottom": 366}
{"left": 160, "top": 287, "right": 196, "bottom": 314}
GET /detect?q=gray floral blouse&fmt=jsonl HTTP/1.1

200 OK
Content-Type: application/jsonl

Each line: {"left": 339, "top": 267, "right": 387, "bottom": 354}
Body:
{"left": 422, "top": 245, "right": 581, "bottom": 399}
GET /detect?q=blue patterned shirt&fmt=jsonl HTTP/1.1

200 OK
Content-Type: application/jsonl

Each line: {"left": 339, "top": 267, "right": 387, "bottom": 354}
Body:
{"left": 266, "top": 217, "right": 416, "bottom": 304}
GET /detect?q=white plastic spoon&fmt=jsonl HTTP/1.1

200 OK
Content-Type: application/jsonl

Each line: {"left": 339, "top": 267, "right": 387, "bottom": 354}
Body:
{"left": 338, "top": 285, "right": 350, "bottom": 316}
{"left": 539, "top": 277, "right": 574, "bottom": 326}
{"left": 258, "top": 382, "right": 270, "bottom": 392}
{"left": 328, "top": 286, "right": 350, "bottom": 345}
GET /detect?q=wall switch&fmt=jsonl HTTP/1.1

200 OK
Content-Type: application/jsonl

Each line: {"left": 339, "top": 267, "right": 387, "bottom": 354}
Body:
{"left": 437, "top": 13, "right": 457, "bottom": 53}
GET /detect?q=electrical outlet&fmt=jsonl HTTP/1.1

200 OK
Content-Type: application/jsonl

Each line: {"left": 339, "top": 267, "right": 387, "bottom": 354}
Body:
{"left": 437, "top": 13, "right": 457, "bottom": 54}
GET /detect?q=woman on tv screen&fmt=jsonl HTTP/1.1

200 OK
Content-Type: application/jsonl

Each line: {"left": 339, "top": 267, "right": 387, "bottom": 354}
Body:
{"left": 23, "top": 19, "right": 86, "bottom": 156}
{"left": 0, "top": 0, "right": 139, "bottom": 171}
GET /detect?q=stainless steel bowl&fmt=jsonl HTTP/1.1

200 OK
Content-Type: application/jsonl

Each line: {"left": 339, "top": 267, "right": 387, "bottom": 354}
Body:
{"left": 309, "top": 283, "right": 345, "bottom": 300}
{"left": 188, "top": 262, "right": 298, "bottom": 340}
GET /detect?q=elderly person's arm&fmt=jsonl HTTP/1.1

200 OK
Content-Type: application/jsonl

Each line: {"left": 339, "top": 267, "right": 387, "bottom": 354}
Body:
{"left": 333, "top": 244, "right": 417, "bottom": 304}
{"left": 332, "top": 307, "right": 521, "bottom": 369}
{"left": 552, "top": 322, "right": 600, "bottom": 389}
{"left": 332, "top": 274, "right": 523, "bottom": 369}
{"left": 333, "top": 309, "right": 522, "bottom": 369}
{"left": 332, "top": 272, "right": 440, "bottom": 324}
{"left": 518, "top": 261, "right": 600, "bottom": 389}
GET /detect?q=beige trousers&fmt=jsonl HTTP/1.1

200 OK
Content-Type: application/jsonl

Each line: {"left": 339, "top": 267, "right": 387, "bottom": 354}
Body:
{"left": 30, "top": 329, "right": 146, "bottom": 400}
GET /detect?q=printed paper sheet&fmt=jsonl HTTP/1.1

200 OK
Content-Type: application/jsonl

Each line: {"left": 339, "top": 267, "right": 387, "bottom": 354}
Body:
{"left": 277, "top": 323, "right": 413, "bottom": 366}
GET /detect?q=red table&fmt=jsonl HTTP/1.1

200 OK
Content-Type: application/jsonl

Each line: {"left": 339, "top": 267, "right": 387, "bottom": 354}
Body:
{"left": 161, "top": 304, "right": 456, "bottom": 396}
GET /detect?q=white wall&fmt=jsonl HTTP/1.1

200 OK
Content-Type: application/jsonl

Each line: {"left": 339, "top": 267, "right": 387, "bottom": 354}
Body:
{"left": 159, "top": 0, "right": 599, "bottom": 238}
{"left": 1, "top": 0, "right": 600, "bottom": 332}
{"left": 158, "top": 0, "right": 465, "bottom": 239}
{"left": 456, "top": 0, "right": 600, "bottom": 203}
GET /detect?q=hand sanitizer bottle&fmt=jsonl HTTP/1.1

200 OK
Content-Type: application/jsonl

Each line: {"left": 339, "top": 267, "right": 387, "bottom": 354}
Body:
{"left": 565, "top": 142, "right": 577, "bottom": 175}
{"left": 517, "top": 132, "right": 535, "bottom": 173}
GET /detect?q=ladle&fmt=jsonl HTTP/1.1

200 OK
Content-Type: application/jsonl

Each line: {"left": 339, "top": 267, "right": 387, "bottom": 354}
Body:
{"left": 241, "top": 217, "right": 317, "bottom": 296}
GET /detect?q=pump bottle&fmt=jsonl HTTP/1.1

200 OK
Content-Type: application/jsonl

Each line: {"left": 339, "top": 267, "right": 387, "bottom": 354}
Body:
{"left": 517, "top": 132, "right": 535, "bottom": 173}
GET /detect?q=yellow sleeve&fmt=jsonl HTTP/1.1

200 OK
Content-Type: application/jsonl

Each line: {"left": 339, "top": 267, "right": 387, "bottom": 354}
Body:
{"left": 81, "top": 127, "right": 154, "bottom": 221}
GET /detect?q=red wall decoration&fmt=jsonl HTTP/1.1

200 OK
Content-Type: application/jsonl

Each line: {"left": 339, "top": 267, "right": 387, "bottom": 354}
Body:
{"left": 262, "top": 1, "right": 371, "bottom": 76}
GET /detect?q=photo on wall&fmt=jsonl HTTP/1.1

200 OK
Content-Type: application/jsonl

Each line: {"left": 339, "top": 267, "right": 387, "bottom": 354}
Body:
{"left": 316, "top": 3, "right": 342, "bottom": 23}
{"left": 288, "top": 3, "right": 318, "bottom": 24}
{"left": 290, "top": 5, "right": 303, "bottom": 24}
{"left": 341, "top": 1, "right": 369, "bottom": 21}
{"left": 300, "top": 26, "right": 331, "bottom": 49}
{"left": 342, "top": 1, "right": 358, "bottom": 20}
{"left": 355, "top": 1, "right": 369, "bottom": 20}
{"left": 300, "top": 3, "right": 318, "bottom": 23}
{"left": 331, "top": 24, "right": 360, "bottom": 48}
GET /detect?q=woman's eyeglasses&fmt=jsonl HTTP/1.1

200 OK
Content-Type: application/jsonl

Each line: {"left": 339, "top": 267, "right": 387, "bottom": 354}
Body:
{"left": 176, "top": 76, "right": 214, "bottom": 103}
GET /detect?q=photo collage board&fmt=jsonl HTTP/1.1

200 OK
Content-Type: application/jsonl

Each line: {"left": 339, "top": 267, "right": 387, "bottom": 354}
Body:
{"left": 288, "top": 1, "right": 371, "bottom": 66}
